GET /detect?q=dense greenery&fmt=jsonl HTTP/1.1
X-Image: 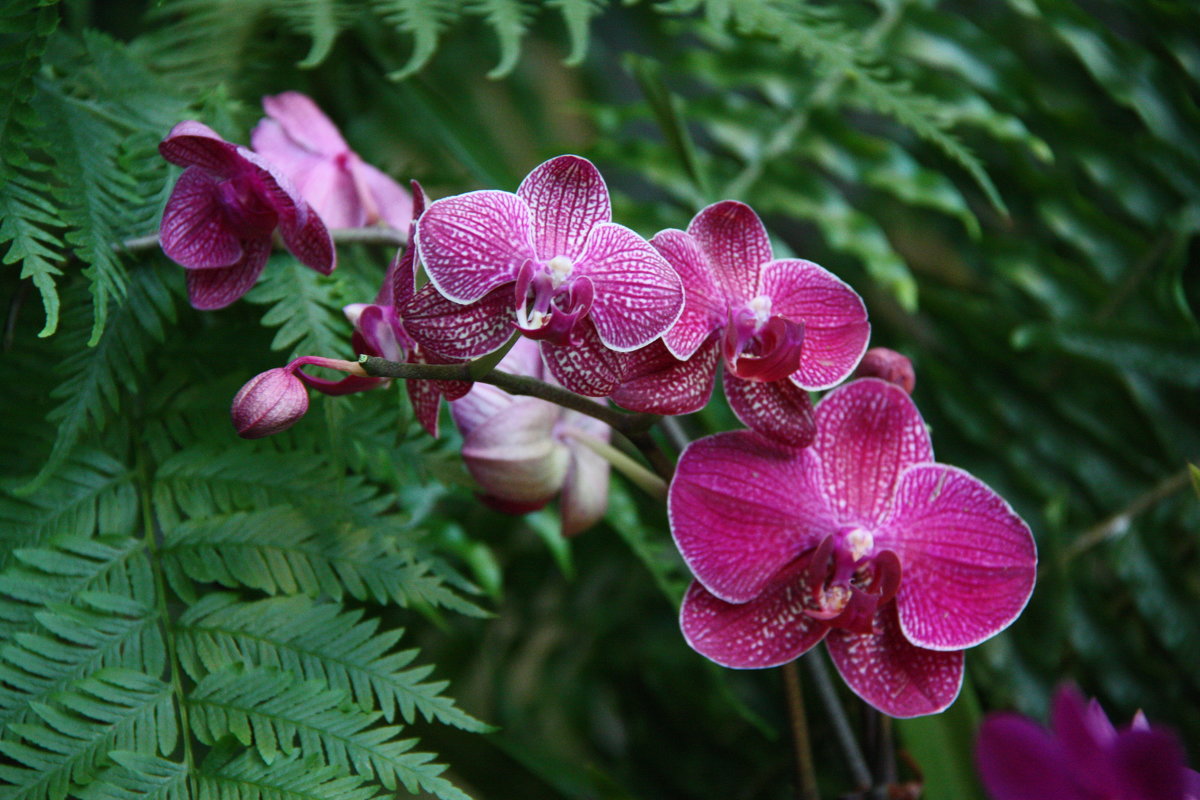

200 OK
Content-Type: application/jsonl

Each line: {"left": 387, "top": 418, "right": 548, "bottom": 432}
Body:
{"left": 1, "top": 0, "right": 1197, "bottom": 798}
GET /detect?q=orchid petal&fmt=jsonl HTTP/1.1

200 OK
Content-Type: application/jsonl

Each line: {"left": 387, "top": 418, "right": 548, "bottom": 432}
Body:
{"left": 976, "top": 714, "right": 1081, "bottom": 800}
{"left": 357, "top": 161, "right": 413, "bottom": 232}
{"left": 185, "top": 239, "right": 272, "bottom": 310}
{"left": 825, "top": 605, "right": 963, "bottom": 718}
{"left": 416, "top": 190, "right": 536, "bottom": 303}
{"left": 680, "top": 579, "right": 829, "bottom": 669}
{"left": 722, "top": 373, "right": 816, "bottom": 448}
{"left": 540, "top": 319, "right": 629, "bottom": 397}
{"left": 289, "top": 156, "right": 364, "bottom": 230}
{"left": 517, "top": 154, "right": 611, "bottom": 261}
{"left": 405, "top": 347, "right": 470, "bottom": 439}
{"left": 459, "top": 398, "right": 570, "bottom": 505}
{"left": 260, "top": 91, "right": 348, "bottom": 155}
{"left": 277, "top": 201, "right": 335, "bottom": 275}
{"left": 297, "top": 371, "right": 383, "bottom": 396}
{"left": 670, "top": 430, "right": 834, "bottom": 603}
{"left": 1113, "top": 729, "right": 1188, "bottom": 800}
{"left": 652, "top": 228, "right": 726, "bottom": 360}
{"left": 576, "top": 222, "right": 684, "bottom": 352}
{"left": 1051, "top": 687, "right": 1120, "bottom": 794}
{"left": 813, "top": 379, "right": 933, "bottom": 527}
{"left": 559, "top": 413, "right": 611, "bottom": 537}
{"left": 158, "top": 121, "right": 243, "bottom": 175}
{"left": 612, "top": 334, "right": 719, "bottom": 416}
{"left": 761, "top": 258, "right": 870, "bottom": 390}
{"left": 687, "top": 200, "right": 772, "bottom": 304}
{"left": 389, "top": 182, "right": 427, "bottom": 307}
{"left": 160, "top": 168, "right": 244, "bottom": 269}
{"left": 879, "top": 464, "right": 1037, "bottom": 651}
{"left": 451, "top": 382, "right": 518, "bottom": 438}
{"left": 403, "top": 284, "right": 514, "bottom": 360}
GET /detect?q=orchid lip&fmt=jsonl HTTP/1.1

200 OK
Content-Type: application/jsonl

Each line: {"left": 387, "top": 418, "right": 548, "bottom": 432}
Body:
{"left": 797, "top": 530, "right": 900, "bottom": 634}
{"left": 513, "top": 260, "right": 594, "bottom": 345}
{"left": 723, "top": 307, "right": 806, "bottom": 383}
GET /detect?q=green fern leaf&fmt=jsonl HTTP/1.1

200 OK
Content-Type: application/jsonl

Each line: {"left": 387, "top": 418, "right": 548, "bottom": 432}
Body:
{"left": 273, "top": 0, "right": 349, "bottom": 68}
{"left": 0, "top": 669, "right": 175, "bottom": 800}
{"left": 467, "top": 0, "right": 533, "bottom": 78}
{"left": 75, "top": 752, "right": 187, "bottom": 800}
{"left": 197, "top": 743, "right": 381, "bottom": 800}
{"left": 0, "top": 167, "right": 65, "bottom": 338}
{"left": 548, "top": 0, "right": 604, "bottom": 66}
{"left": 244, "top": 254, "right": 352, "bottom": 358}
{"left": 373, "top": 0, "right": 460, "bottom": 80}
{"left": 176, "top": 593, "right": 490, "bottom": 730}
{"left": 189, "top": 666, "right": 471, "bottom": 800}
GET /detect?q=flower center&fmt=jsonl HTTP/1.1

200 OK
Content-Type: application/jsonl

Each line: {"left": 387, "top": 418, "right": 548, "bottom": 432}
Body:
{"left": 722, "top": 296, "right": 806, "bottom": 383}
{"left": 546, "top": 255, "right": 575, "bottom": 287}
{"left": 512, "top": 258, "right": 594, "bottom": 346}
{"left": 219, "top": 174, "right": 278, "bottom": 238}
{"left": 797, "top": 527, "right": 900, "bottom": 635}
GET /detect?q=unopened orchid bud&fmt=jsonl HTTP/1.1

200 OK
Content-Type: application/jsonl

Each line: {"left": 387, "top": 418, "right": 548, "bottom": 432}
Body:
{"left": 231, "top": 367, "right": 309, "bottom": 438}
{"left": 853, "top": 347, "right": 916, "bottom": 394}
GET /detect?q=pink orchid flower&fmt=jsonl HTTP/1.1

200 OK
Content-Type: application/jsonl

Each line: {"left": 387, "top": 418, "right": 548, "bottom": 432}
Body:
{"left": 451, "top": 338, "right": 610, "bottom": 536}
{"left": 158, "top": 121, "right": 335, "bottom": 310}
{"left": 653, "top": 200, "right": 870, "bottom": 445}
{"left": 977, "top": 685, "right": 1200, "bottom": 800}
{"left": 413, "top": 155, "right": 684, "bottom": 394}
{"left": 251, "top": 92, "right": 412, "bottom": 232}
{"left": 669, "top": 378, "right": 1037, "bottom": 718}
{"left": 295, "top": 182, "right": 473, "bottom": 437}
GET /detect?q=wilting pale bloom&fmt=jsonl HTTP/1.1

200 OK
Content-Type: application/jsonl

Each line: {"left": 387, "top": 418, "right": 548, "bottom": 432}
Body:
{"left": 977, "top": 685, "right": 1200, "bottom": 800}
{"left": 251, "top": 92, "right": 412, "bottom": 231}
{"left": 296, "top": 182, "right": 474, "bottom": 436}
{"left": 413, "top": 155, "right": 684, "bottom": 395}
{"left": 451, "top": 338, "right": 610, "bottom": 536}
{"left": 653, "top": 200, "right": 869, "bottom": 444}
{"left": 159, "top": 121, "right": 334, "bottom": 310}
{"left": 670, "top": 378, "right": 1036, "bottom": 717}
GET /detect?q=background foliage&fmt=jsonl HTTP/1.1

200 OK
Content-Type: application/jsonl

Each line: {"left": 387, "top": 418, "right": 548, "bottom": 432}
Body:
{"left": 1, "top": 0, "right": 1197, "bottom": 798}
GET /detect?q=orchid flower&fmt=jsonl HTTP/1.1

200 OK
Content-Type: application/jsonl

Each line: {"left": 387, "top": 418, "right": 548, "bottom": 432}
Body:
{"left": 159, "top": 121, "right": 334, "bottom": 310}
{"left": 412, "top": 155, "right": 684, "bottom": 395}
{"left": 295, "top": 182, "right": 473, "bottom": 436}
{"left": 451, "top": 337, "right": 610, "bottom": 536}
{"left": 653, "top": 200, "right": 870, "bottom": 445}
{"left": 251, "top": 92, "right": 413, "bottom": 231}
{"left": 669, "top": 378, "right": 1037, "bottom": 717}
{"left": 977, "top": 685, "right": 1200, "bottom": 800}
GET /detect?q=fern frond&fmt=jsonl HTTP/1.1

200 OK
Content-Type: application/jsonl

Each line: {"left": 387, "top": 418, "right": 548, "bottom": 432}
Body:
{"left": 176, "top": 594, "right": 490, "bottom": 730}
{"left": 188, "top": 666, "right": 470, "bottom": 800}
{"left": 140, "top": 0, "right": 275, "bottom": 91}
{"left": 160, "top": 508, "right": 487, "bottom": 616}
{"left": 75, "top": 752, "right": 187, "bottom": 800}
{"left": 0, "top": 669, "right": 175, "bottom": 800}
{"left": 0, "top": 166, "right": 66, "bottom": 338}
{"left": 372, "top": 0, "right": 461, "bottom": 80}
{"left": 467, "top": 0, "right": 533, "bottom": 78}
{"left": 196, "top": 743, "right": 381, "bottom": 800}
{"left": 271, "top": 0, "right": 353, "bottom": 68}
{"left": 548, "top": 0, "right": 605, "bottom": 66}
{"left": 244, "top": 254, "right": 351, "bottom": 358}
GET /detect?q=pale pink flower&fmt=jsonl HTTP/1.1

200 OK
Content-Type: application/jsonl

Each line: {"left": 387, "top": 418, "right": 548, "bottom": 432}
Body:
{"left": 251, "top": 92, "right": 412, "bottom": 231}
{"left": 670, "top": 378, "right": 1036, "bottom": 717}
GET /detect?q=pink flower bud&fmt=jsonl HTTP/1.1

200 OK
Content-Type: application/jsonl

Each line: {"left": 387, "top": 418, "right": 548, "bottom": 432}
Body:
{"left": 231, "top": 367, "right": 310, "bottom": 438}
{"left": 853, "top": 347, "right": 916, "bottom": 394}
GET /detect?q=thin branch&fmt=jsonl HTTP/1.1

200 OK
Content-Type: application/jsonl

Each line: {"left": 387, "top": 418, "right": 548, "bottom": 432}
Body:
{"left": 804, "top": 650, "right": 873, "bottom": 792}
{"left": 114, "top": 226, "right": 408, "bottom": 254}
{"left": 782, "top": 661, "right": 820, "bottom": 800}
{"left": 1061, "top": 466, "right": 1193, "bottom": 564}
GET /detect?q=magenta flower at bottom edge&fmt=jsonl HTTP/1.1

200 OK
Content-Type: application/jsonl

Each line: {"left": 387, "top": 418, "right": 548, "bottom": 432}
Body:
{"left": 450, "top": 337, "right": 610, "bottom": 536}
{"left": 159, "top": 121, "right": 335, "bottom": 310}
{"left": 669, "top": 378, "right": 1037, "bottom": 718}
{"left": 977, "top": 685, "right": 1200, "bottom": 800}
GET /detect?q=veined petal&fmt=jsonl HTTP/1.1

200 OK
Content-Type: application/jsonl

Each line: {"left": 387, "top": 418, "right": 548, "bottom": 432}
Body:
{"left": 357, "top": 161, "right": 413, "bottom": 232}
{"left": 559, "top": 413, "right": 611, "bottom": 537}
{"left": 407, "top": 345, "right": 472, "bottom": 439}
{"left": 451, "top": 382, "right": 517, "bottom": 438}
{"left": 813, "top": 379, "right": 933, "bottom": 527}
{"left": 680, "top": 579, "right": 829, "bottom": 669}
{"left": 289, "top": 156, "right": 364, "bottom": 230}
{"left": 390, "top": 181, "right": 428, "bottom": 307}
{"left": 416, "top": 190, "right": 536, "bottom": 303}
{"left": 541, "top": 319, "right": 629, "bottom": 397}
{"left": 652, "top": 228, "right": 726, "bottom": 360}
{"left": 159, "top": 120, "right": 243, "bottom": 175}
{"left": 880, "top": 464, "right": 1037, "bottom": 651}
{"left": 670, "top": 430, "right": 834, "bottom": 603}
{"left": 687, "top": 200, "right": 772, "bottom": 305}
{"left": 976, "top": 715, "right": 1081, "bottom": 800}
{"left": 250, "top": 118, "right": 326, "bottom": 194}
{"left": 825, "top": 605, "right": 963, "bottom": 718}
{"left": 278, "top": 201, "right": 336, "bottom": 275}
{"left": 612, "top": 335, "right": 719, "bottom": 415}
{"left": 722, "top": 374, "right": 816, "bottom": 448}
{"left": 761, "top": 259, "right": 870, "bottom": 391}
{"left": 403, "top": 284, "right": 513, "bottom": 360}
{"left": 185, "top": 238, "right": 271, "bottom": 310}
{"left": 160, "top": 168, "right": 244, "bottom": 269}
{"left": 517, "top": 155, "right": 611, "bottom": 261}
{"left": 576, "top": 222, "right": 684, "bottom": 352}
{"left": 260, "top": 91, "right": 348, "bottom": 155}
{"left": 460, "top": 398, "right": 569, "bottom": 505}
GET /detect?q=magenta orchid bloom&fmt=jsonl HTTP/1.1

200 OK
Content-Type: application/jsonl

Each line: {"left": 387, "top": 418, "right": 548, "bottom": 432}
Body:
{"left": 296, "top": 182, "right": 472, "bottom": 436}
{"left": 159, "top": 121, "right": 335, "bottom": 310}
{"left": 413, "top": 155, "right": 684, "bottom": 394}
{"left": 669, "top": 378, "right": 1037, "bottom": 717}
{"left": 653, "top": 200, "right": 869, "bottom": 445}
{"left": 251, "top": 92, "right": 412, "bottom": 232}
{"left": 977, "top": 685, "right": 1200, "bottom": 800}
{"left": 451, "top": 338, "right": 610, "bottom": 536}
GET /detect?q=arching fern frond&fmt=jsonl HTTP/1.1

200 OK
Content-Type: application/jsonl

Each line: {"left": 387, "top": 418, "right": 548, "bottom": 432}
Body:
{"left": 188, "top": 666, "right": 470, "bottom": 800}
{"left": 468, "top": 0, "right": 534, "bottom": 78}
{"left": 75, "top": 752, "right": 187, "bottom": 800}
{"left": 372, "top": 0, "right": 462, "bottom": 80}
{"left": 196, "top": 744, "right": 381, "bottom": 800}
{"left": 547, "top": 0, "right": 604, "bottom": 66}
{"left": 176, "top": 593, "right": 490, "bottom": 729}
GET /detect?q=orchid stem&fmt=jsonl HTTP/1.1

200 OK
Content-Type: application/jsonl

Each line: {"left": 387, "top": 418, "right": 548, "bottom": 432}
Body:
{"left": 805, "top": 651, "right": 873, "bottom": 791}
{"left": 782, "top": 660, "right": 820, "bottom": 800}
{"left": 562, "top": 428, "right": 667, "bottom": 501}
{"left": 467, "top": 332, "right": 519, "bottom": 380}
